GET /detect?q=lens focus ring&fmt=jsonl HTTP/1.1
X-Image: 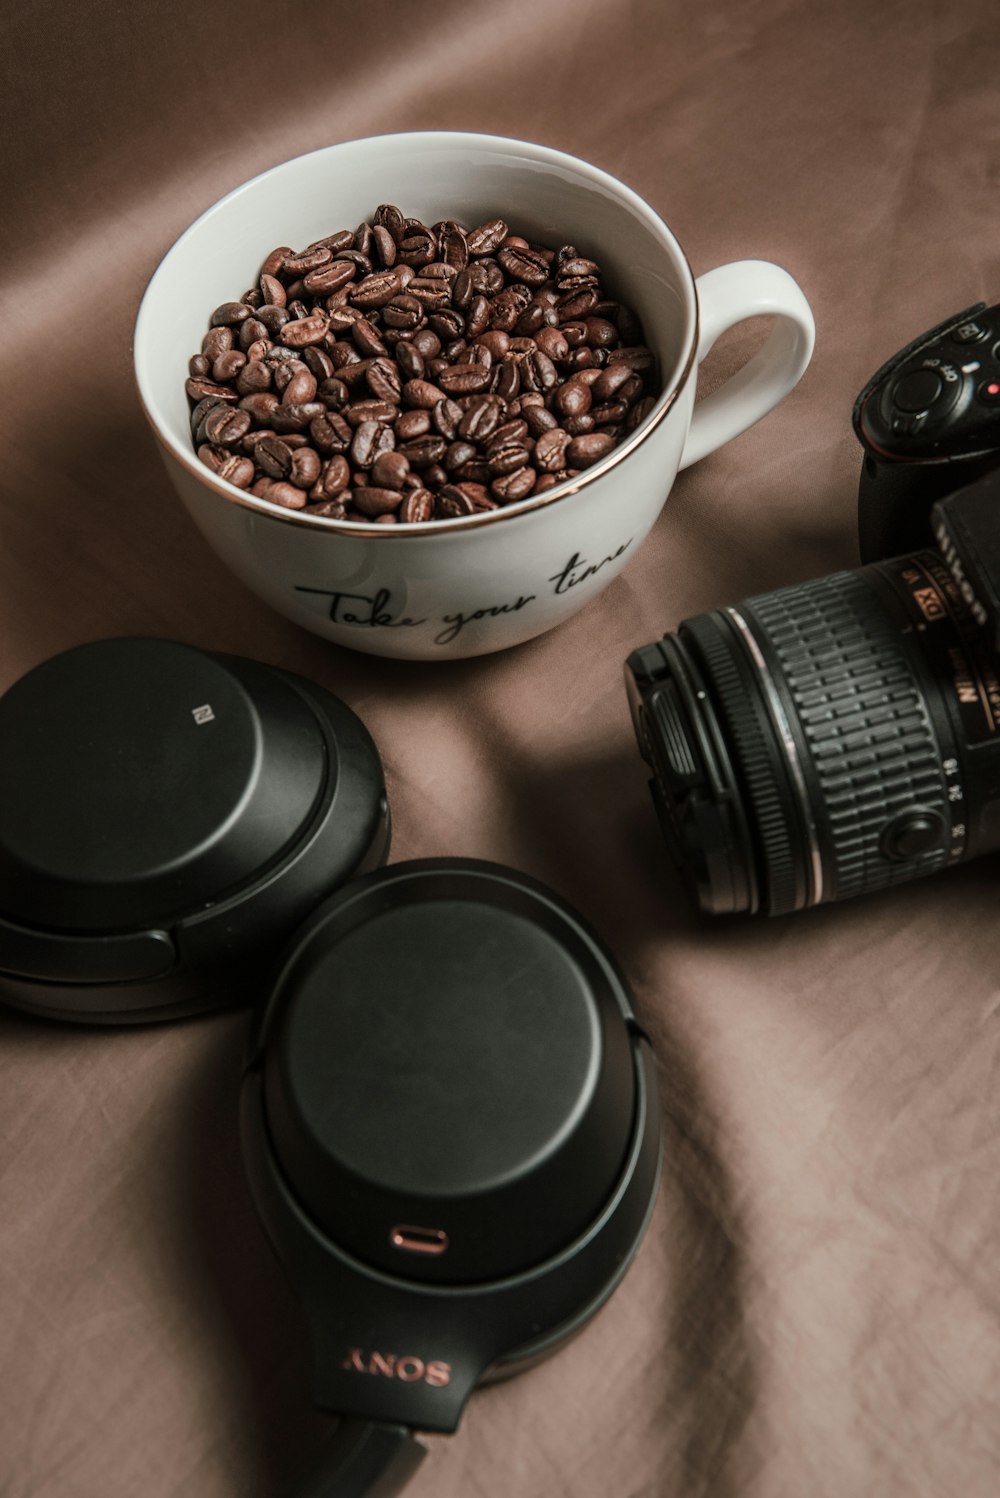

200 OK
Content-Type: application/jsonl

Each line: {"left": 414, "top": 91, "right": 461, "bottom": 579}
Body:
{"left": 740, "top": 570, "right": 951, "bottom": 901}
{"left": 682, "top": 614, "right": 806, "bottom": 913}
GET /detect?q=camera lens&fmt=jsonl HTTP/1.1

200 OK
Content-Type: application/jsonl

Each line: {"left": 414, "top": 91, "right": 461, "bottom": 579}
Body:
{"left": 626, "top": 552, "right": 1000, "bottom": 914}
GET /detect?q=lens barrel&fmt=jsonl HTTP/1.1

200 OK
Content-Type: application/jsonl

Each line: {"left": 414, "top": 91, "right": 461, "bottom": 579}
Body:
{"left": 627, "top": 552, "right": 1000, "bottom": 915}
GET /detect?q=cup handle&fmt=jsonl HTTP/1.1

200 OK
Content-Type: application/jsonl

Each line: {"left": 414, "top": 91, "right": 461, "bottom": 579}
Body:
{"left": 678, "top": 260, "right": 815, "bottom": 470}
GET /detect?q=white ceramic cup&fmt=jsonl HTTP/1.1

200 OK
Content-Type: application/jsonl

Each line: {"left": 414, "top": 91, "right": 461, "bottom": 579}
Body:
{"left": 135, "top": 132, "right": 814, "bottom": 660}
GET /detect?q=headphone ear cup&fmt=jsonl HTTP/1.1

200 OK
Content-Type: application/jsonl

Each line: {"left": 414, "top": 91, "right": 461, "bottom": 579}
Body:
{"left": 241, "top": 859, "right": 662, "bottom": 1460}
{"left": 0, "top": 639, "right": 389, "bottom": 1022}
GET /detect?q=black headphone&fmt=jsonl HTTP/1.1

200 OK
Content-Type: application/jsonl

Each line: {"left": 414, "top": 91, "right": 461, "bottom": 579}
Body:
{"left": 0, "top": 639, "right": 662, "bottom": 1498}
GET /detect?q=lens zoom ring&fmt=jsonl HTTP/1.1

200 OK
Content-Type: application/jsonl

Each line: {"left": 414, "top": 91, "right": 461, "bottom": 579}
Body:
{"left": 743, "top": 571, "right": 950, "bottom": 897}
{"left": 684, "top": 615, "right": 803, "bottom": 913}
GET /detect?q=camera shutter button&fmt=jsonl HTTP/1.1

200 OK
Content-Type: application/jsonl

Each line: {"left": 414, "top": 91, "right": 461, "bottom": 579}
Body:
{"left": 880, "top": 808, "right": 948, "bottom": 862}
{"left": 891, "top": 368, "right": 944, "bottom": 413}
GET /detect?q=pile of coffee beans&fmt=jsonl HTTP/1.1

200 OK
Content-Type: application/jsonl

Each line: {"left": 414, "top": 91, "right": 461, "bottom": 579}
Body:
{"left": 185, "top": 207, "right": 658, "bottom": 523}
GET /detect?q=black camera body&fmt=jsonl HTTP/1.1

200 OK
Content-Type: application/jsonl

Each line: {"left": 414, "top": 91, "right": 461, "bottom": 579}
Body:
{"left": 626, "top": 304, "right": 1000, "bottom": 917}
{"left": 854, "top": 299, "right": 1000, "bottom": 561}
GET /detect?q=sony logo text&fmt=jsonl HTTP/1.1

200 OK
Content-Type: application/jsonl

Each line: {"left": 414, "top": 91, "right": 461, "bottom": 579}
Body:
{"left": 340, "top": 1348, "right": 452, "bottom": 1386}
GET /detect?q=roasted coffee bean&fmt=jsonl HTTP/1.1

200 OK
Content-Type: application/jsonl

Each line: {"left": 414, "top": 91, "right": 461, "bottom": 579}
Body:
{"left": 444, "top": 439, "right": 477, "bottom": 471}
{"left": 239, "top": 391, "right": 281, "bottom": 423}
{"left": 428, "top": 307, "right": 465, "bottom": 340}
{"left": 283, "top": 246, "right": 333, "bottom": 276}
{"left": 519, "top": 348, "right": 559, "bottom": 393}
{"left": 399, "top": 488, "right": 434, "bottom": 523}
{"left": 584, "top": 317, "right": 619, "bottom": 349}
{"left": 186, "top": 376, "right": 239, "bottom": 403}
{"left": 280, "top": 314, "right": 329, "bottom": 349}
{"left": 273, "top": 358, "right": 307, "bottom": 394}
{"left": 525, "top": 404, "right": 558, "bottom": 436}
{"left": 436, "top": 484, "right": 476, "bottom": 518}
{"left": 366, "top": 223, "right": 394, "bottom": 268}
{"left": 556, "top": 288, "right": 600, "bottom": 321}
{"left": 210, "top": 301, "right": 253, "bottom": 327}
{"left": 627, "top": 396, "right": 656, "bottom": 429}
{"left": 395, "top": 408, "right": 431, "bottom": 440}
{"left": 305, "top": 498, "right": 349, "bottom": 519}
{"left": 410, "top": 328, "right": 442, "bottom": 359}
{"left": 467, "top": 219, "right": 508, "bottom": 256}
{"left": 261, "top": 246, "right": 292, "bottom": 279}
{"left": 490, "top": 466, "right": 536, "bottom": 503}
{"left": 310, "top": 454, "right": 350, "bottom": 499}
{"left": 553, "top": 378, "right": 592, "bottom": 418}
{"left": 190, "top": 393, "right": 232, "bottom": 432}
{"left": 367, "top": 357, "right": 402, "bottom": 402}
{"left": 437, "top": 363, "right": 491, "bottom": 395}
{"left": 398, "top": 226, "right": 437, "bottom": 267}
{"left": 304, "top": 347, "right": 335, "bottom": 382}
{"left": 255, "top": 435, "right": 294, "bottom": 479}
{"left": 353, "top": 485, "right": 403, "bottom": 517}
{"left": 282, "top": 368, "right": 318, "bottom": 405}
{"left": 370, "top": 450, "right": 410, "bottom": 489}
{"left": 326, "top": 304, "right": 366, "bottom": 335}
{"left": 560, "top": 256, "right": 600, "bottom": 280}
{"left": 534, "top": 427, "right": 572, "bottom": 471}
{"left": 497, "top": 245, "right": 549, "bottom": 286}
{"left": 288, "top": 447, "right": 322, "bottom": 488}
{"left": 201, "top": 406, "right": 251, "bottom": 448}
{"left": 351, "top": 269, "right": 404, "bottom": 309}
{"left": 451, "top": 269, "right": 474, "bottom": 309}
{"left": 189, "top": 354, "right": 211, "bottom": 378}
{"left": 403, "top": 377, "right": 446, "bottom": 409}
{"left": 271, "top": 401, "right": 326, "bottom": 433}
{"left": 304, "top": 260, "right": 357, "bottom": 297}
{"left": 431, "top": 398, "right": 463, "bottom": 439}
{"left": 336, "top": 350, "right": 371, "bottom": 388}
{"left": 592, "top": 362, "right": 635, "bottom": 401}
{"left": 201, "top": 325, "right": 234, "bottom": 360}
{"left": 316, "top": 377, "right": 350, "bottom": 409}
{"left": 534, "top": 325, "right": 569, "bottom": 361}
{"left": 352, "top": 318, "right": 387, "bottom": 357}
{"left": 267, "top": 479, "right": 309, "bottom": 508}
{"left": 491, "top": 361, "right": 520, "bottom": 401}
{"left": 566, "top": 432, "right": 615, "bottom": 467}
{"left": 240, "top": 317, "right": 269, "bottom": 351}
{"left": 344, "top": 398, "right": 398, "bottom": 427}
{"left": 457, "top": 397, "right": 502, "bottom": 442}
{"left": 373, "top": 203, "right": 406, "bottom": 240}
{"left": 464, "top": 295, "right": 490, "bottom": 338}
{"left": 452, "top": 459, "right": 492, "bottom": 485}
{"left": 591, "top": 400, "right": 628, "bottom": 426}
{"left": 396, "top": 341, "right": 425, "bottom": 381}
{"left": 258, "top": 273, "right": 286, "bottom": 308}
{"left": 383, "top": 294, "right": 424, "bottom": 332}
{"left": 486, "top": 437, "right": 531, "bottom": 476}
{"left": 399, "top": 435, "right": 447, "bottom": 467}
{"left": 256, "top": 304, "right": 291, "bottom": 335}
{"left": 350, "top": 420, "right": 381, "bottom": 469}
{"left": 565, "top": 348, "right": 595, "bottom": 373}
{"left": 408, "top": 278, "right": 451, "bottom": 311}
{"left": 197, "top": 444, "right": 255, "bottom": 487}
{"left": 607, "top": 344, "right": 655, "bottom": 372}
{"left": 454, "top": 481, "right": 494, "bottom": 510}
{"left": 564, "top": 413, "right": 595, "bottom": 435}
